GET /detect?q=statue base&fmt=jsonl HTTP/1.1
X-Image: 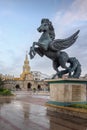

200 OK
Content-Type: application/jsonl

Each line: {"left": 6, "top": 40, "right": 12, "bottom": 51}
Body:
{"left": 46, "top": 78, "right": 87, "bottom": 119}
{"left": 46, "top": 78, "right": 87, "bottom": 102}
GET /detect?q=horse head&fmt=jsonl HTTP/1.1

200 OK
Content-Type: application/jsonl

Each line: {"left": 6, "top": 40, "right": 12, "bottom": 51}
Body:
{"left": 37, "top": 18, "right": 55, "bottom": 40}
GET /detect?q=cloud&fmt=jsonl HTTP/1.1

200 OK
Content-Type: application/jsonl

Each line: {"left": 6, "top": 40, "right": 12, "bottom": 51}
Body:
{"left": 53, "top": 0, "right": 87, "bottom": 37}
{"left": 54, "top": 0, "right": 87, "bottom": 24}
{"left": 0, "top": 38, "right": 28, "bottom": 77}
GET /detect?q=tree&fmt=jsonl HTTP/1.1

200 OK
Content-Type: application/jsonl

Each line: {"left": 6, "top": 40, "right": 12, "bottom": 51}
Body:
{"left": 0, "top": 77, "right": 4, "bottom": 89}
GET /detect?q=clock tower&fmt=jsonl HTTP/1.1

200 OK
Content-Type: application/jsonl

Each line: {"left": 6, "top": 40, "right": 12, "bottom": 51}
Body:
{"left": 20, "top": 52, "right": 33, "bottom": 80}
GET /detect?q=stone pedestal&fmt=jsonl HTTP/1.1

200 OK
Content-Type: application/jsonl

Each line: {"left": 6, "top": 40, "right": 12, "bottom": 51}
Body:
{"left": 46, "top": 79, "right": 87, "bottom": 119}
{"left": 47, "top": 79, "right": 87, "bottom": 103}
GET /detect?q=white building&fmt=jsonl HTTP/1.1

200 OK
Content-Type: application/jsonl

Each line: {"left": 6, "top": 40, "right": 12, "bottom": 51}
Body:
{"left": 31, "top": 71, "right": 50, "bottom": 81}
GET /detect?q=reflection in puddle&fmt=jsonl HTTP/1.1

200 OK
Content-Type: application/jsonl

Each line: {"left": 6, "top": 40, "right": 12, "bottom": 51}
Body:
{"left": 0, "top": 94, "right": 87, "bottom": 130}
{"left": 0, "top": 97, "right": 14, "bottom": 109}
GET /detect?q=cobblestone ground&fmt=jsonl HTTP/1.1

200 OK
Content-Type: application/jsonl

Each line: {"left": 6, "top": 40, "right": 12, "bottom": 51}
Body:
{"left": 0, "top": 91, "right": 87, "bottom": 130}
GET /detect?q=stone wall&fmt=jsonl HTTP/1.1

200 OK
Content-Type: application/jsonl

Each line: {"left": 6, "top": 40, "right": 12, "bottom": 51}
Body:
{"left": 4, "top": 79, "right": 48, "bottom": 91}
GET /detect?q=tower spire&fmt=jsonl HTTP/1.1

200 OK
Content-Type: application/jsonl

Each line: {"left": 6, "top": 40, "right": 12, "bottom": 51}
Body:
{"left": 25, "top": 51, "right": 28, "bottom": 61}
{"left": 23, "top": 51, "right": 30, "bottom": 73}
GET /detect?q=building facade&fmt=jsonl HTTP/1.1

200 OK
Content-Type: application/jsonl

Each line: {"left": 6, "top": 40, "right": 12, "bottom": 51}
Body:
{"left": 31, "top": 71, "right": 50, "bottom": 81}
{"left": 3, "top": 53, "right": 49, "bottom": 91}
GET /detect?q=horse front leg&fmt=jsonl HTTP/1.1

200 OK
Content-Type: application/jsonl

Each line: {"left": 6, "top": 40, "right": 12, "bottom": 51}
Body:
{"left": 29, "top": 42, "right": 40, "bottom": 59}
{"left": 33, "top": 42, "right": 39, "bottom": 48}
{"left": 32, "top": 42, "right": 40, "bottom": 54}
{"left": 31, "top": 42, "right": 36, "bottom": 54}
{"left": 29, "top": 46, "right": 35, "bottom": 59}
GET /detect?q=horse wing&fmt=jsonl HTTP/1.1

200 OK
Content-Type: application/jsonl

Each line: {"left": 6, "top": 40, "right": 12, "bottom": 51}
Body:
{"left": 49, "top": 30, "right": 80, "bottom": 51}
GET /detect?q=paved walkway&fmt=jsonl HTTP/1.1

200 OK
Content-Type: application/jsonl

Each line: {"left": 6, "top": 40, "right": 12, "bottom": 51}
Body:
{"left": 0, "top": 91, "right": 87, "bottom": 130}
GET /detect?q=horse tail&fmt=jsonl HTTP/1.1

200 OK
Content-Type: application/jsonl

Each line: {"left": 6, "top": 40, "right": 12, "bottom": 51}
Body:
{"left": 73, "top": 63, "right": 81, "bottom": 78}
{"left": 68, "top": 57, "right": 81, "bottom": 78}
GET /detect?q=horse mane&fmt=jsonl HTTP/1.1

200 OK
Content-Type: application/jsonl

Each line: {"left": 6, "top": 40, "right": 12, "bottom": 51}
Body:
{"left": 41, "top": 18, "right": 55, "bottom": 40}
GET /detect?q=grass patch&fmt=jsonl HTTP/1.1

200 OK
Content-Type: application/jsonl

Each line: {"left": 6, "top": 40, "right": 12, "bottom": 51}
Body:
{"left": 68, "top": 104, "right": 87, "bottom": 109}
{"left": 0, "top": 88, "right": 13, "bottom": 96}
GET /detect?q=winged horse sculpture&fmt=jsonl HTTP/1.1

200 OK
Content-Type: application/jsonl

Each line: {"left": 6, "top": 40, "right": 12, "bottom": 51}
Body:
{"left": 29, "top": 18, "right": 81, "bottom": 78}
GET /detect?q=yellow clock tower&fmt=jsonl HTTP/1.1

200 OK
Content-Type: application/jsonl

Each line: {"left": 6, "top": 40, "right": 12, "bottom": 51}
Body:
{"left": 20, "top": 52, "right": 33, "bottom": 80}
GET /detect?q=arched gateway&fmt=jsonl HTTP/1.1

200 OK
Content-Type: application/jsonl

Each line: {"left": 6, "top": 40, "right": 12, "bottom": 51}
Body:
{"left": 15, "top": 84, "right": 21, "bottom": 90}
{"left": 27, "top": 82, "right": 32, "bottom": 90}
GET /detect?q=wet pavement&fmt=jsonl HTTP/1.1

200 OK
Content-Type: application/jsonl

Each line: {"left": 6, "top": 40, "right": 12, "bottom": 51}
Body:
{"left": 0, "top": 91, "right": 87, "bottom": 130}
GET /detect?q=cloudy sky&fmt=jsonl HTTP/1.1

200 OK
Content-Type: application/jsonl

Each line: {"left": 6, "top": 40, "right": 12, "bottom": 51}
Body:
{"left": 0, "top": 0, "right": 87, "bottom": 77}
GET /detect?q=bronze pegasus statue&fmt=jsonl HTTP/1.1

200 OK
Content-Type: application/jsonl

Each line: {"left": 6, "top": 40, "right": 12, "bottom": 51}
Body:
{"left": 29, "top": 18, "right": 81, "bottom": 78}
